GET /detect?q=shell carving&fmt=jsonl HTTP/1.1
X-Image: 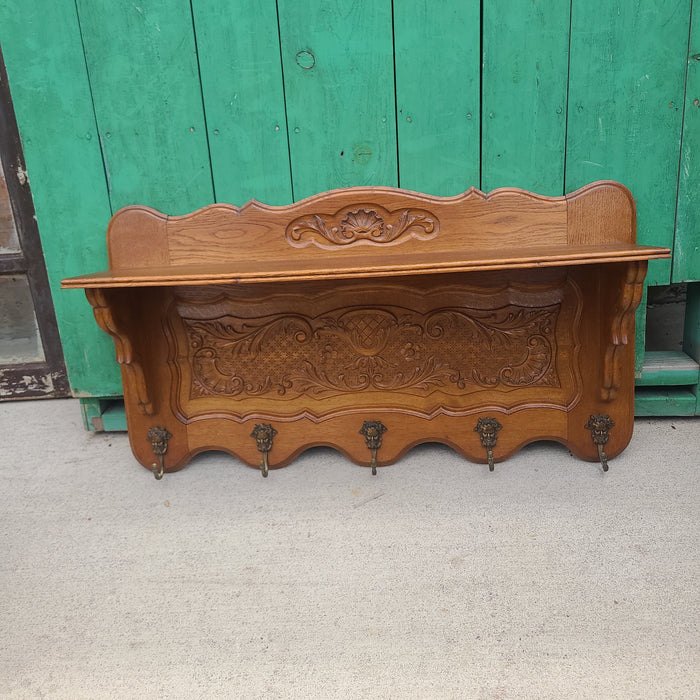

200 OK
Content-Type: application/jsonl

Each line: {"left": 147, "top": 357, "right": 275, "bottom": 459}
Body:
{"left": 286, "top": 206, "right": 438, "bottom": 247}
{"left": 339, "top": 209, "right": 384, "bottom": 240}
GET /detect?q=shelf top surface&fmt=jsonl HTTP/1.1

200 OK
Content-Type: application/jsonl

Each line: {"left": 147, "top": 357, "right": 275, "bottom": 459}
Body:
{"left": 62, "top": 242, "right": 670, "bottom": 289}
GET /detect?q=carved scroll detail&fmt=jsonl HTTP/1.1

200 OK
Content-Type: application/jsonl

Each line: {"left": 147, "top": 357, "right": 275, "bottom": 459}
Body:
{"left": 179, "top": 303, "right": 560, "bottom": 400}
{"left": 286, "top": 205, "right": 438, "bottom": 247}
{"left": 85, "top": 288, "right": 154, "bottom": 415}
{"left": 602, "top": 261, "right": 647, "bottom": 401}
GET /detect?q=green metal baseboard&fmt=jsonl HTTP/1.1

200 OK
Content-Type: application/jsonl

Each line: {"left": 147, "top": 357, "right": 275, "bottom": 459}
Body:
{"left": 80, "top": 397, "right": 127, "bottom": 431}
{"left": 634, "top": 387, "right": 698, "bottom": 416}
{"left": 634, "top": 282, "right": 700, "bottom": 417}
{"left": 634, "top": 350, "right": 699, "bottom": 416}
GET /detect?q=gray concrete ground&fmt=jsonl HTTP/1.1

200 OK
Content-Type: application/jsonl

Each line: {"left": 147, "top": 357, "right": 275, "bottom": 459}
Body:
{"left": 0, "top": 398, "right": 698, "bottom": 699}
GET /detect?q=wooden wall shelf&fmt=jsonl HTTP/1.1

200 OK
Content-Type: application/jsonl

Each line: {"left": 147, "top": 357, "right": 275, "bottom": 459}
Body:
{"left": 62, "top": 181, "right": 669, "bottom": 477}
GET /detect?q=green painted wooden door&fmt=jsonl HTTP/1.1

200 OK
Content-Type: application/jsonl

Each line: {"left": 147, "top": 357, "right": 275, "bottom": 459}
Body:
{"left": 0, "top": 0, "right": 697, "bottom": 409}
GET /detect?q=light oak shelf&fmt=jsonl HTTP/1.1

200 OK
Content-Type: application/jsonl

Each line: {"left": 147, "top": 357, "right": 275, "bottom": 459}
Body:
{"left": 63, "top": 242, "right": 669, "bottom": 289}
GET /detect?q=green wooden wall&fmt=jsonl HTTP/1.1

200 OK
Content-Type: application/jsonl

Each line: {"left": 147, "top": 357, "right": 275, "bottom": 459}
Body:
{"left": 0, "top": 0, "right": 697, "bottom": 400}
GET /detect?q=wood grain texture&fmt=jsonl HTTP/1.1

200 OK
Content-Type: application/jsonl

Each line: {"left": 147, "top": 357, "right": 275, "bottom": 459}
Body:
{"left": 80, "top": 265, "right": 641, "bottom": 473}
{"left": 393, "top": 0, "right": 480, "bottom": 194}
{"left": 277, "top": 0, "right": 398, "bottom": 200}
{"left": 85, "top": 288, "right": 153, "bottom": 416}
{"left": 75, "top": 0, "right": 213, "bottom": 214}
{"left": 62, "top": 182, "right": 668, "bottom": 289}
{"left": 672, "top": 2, "right": 700, "bottom": 284}
{"left": 62, "top": 244, "right": 668, "bottom": 289}
{"left": 566, "top": 0, "right": 692, "bottom": 285}
{"left": 166, "top": 274, "right": 582, "bottom": 421}
{"left": 191, "top": 0, "right": 293, "bottom": 206}
{"left": 0, "top": 0, "right": 121, "bottom": 396}
{"left": 602, "top": 261, "right": 648, "bottom": 400}
{"left": 110, "top": 185, "right": 570, "bottom": 269}
{"left": 566, "top": 180, "right": 636, "bottom": 244}
{"left": 481, "top": 0, "right": 570, "bottom": 195}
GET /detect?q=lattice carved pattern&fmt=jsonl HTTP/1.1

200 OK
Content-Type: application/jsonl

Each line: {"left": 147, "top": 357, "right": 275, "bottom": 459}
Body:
{"left": 180, "top": 304, "right": 560, "bottom": 400}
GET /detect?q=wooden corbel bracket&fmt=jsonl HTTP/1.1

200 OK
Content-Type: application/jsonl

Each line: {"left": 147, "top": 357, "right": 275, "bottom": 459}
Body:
{"left": 85, "top": 288, "right": 154, "bottom": 416}
{"left": 601, "top": 260, "right": 647, "bottom": 401}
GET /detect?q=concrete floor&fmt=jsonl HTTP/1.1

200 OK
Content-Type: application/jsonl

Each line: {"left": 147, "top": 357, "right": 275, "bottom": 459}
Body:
{"left": 0, "top": 398, "right": 698, "bottom": 699}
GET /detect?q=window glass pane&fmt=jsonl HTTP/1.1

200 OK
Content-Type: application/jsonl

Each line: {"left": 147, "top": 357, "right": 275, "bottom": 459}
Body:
{"left": 0, "top": 158, "right": 20, "bottom": 253}
{"left": 0, "top": 274, "right": 45, "bottom": 364}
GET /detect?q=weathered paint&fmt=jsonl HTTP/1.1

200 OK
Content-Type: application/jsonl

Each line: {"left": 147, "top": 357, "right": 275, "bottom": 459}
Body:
{"left": 566, "top": 0, "right": 691, "bottom": 286}
{"left": 0, "top": 368, "right": 57, "bottom": 399}
{"left": 75, "top": 0, "right": 213, "bottom": 215}
{"left": 0, "top": 1, "right": 120, "bottom": 396}
{"left": 481, "top": 0, "right": 570, "bottom": 195}
{"left": 635, "top": 287, "right": 648, "bottom": 377}
{"left": 635, "top": 350, "right": 699, "bottom": 386}
{"left": 673, "top": 2, "right": 700, "bottom": 283}
{"left": 394, "top": 0, "right": 480, "bottom": 194}
{"left": 277, "top": 0, "right": 398, "bottom": 200}
{"left": 683, "top": 282, "right": 700, "bottom": 413}
{"left": 0, "top": 0, "right": 697, "bottom": 414}
{"left": 634, "top": 388, "right": 698, "bottom": 416}
{"left": 192, "top": 0, "right": 293, "bottom": 206}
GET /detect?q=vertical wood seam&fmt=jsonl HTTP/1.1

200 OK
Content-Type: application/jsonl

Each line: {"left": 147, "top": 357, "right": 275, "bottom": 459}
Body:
{"left": 73, "top": 0, "right": 113, "bottom": 215}
{"left": 671, "top": 0, "right": 695, "bottom": 280}
{"left": 188, "top": 0, "right": 217, "bottom": 203}
{"left": 562, "top": 0, "right": 574, "bottom": 196}
{"left": 478, "top": 0, "right": 484, "bottom": 190}
{"left": 391, "top": 0, "right": 401, "bottom": 188}
{"left": 275, "top": 0, "right": 295, "bottom": 202}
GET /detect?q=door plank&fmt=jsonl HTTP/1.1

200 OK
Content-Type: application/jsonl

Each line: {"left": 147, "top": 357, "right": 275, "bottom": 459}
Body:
{"left": 75, "top": 0, "right": 213, "bottom": 214}
{"left": 0, "top": 1, "right": 120, "bottom": 396}
{"left": 393, "top": 0, "right": 480, "bottom": 194}
{"left": 566, "top": 0, "right": 691, "bottom": 286}
{"left": 481, "top": 0, "right": 570, "bottom": 195}
{"left": 672, "top": 2, "right": 700, "bottom": 283}
{"left": 277, "top": 0, "right": 398, "bottom": 201}
{"left": 192, "top": 0, "right": 293, "bottom": 206}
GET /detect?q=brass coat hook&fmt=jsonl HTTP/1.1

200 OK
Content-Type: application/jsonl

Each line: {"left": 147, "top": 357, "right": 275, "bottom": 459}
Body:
{"left": 474, "top": 417, "right": 502, "bottom": 471}
{"left": 251, "top": 423, "right": 277, "bottom": 477}
{"left": 585, "top": 414, "right": 614, "bottom": 471}
{"left": 360, "top": 420, "right": 387, "bottom": 475}
{"left": 146, "top": 426, "right": 172, "bottom": 480}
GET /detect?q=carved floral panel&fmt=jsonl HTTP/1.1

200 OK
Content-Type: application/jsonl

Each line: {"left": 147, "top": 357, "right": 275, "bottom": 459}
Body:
{"left": 178, "top": 304, "right": 560, "bottom": 401}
